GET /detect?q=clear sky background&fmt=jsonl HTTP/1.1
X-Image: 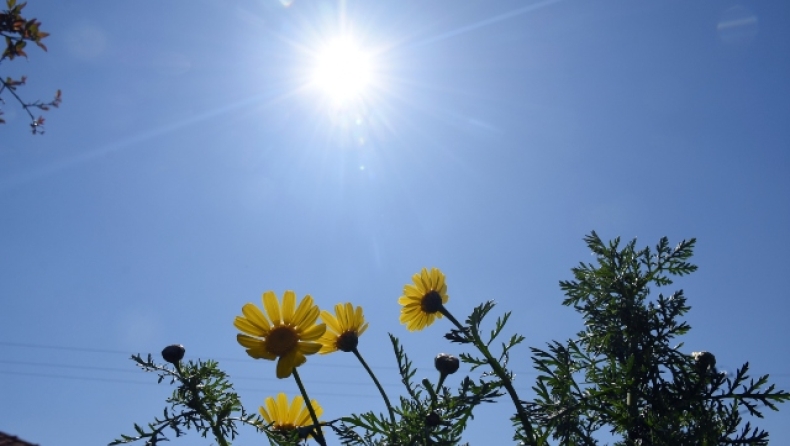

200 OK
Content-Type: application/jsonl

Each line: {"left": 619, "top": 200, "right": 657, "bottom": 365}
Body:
{"left": 1, "top": 0, "right": 788, "bottom": 445}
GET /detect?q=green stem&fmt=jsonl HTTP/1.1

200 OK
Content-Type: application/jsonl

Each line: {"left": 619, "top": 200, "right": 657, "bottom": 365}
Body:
{"left": 175, "top": 362, "right": 230, "bottom": 446}
{"left": 440, "top": 306, "right": 537, "bottom": 445}
{"left": 353, "top": 347, "right": 397, "bottom": 426}
{"left": 292, "top": 368, "right": 327, "bottom": 446}
{"left": 208, "top": 419, "right": 230, "bottom": 446}
{"left": 436, "top": 373, "right": 447, "bottom": 395}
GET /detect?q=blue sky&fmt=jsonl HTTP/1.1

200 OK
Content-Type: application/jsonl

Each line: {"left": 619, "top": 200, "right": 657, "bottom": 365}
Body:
{"left": 1, "top": 0, "right": 788, "bottom": 445}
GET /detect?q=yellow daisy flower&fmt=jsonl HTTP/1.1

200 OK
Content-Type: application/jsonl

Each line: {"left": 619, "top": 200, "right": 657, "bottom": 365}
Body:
{"left": 260, "top": 393, "right": 322, "bottom": 435}
{"left": 398, "top": 267, "right": 449, "bottom": 331}
{"left": 318, "top": 303, "right": 369, "bottom": 353}
{"left": 234, "top": 291, "right": 326, "bottom": 379}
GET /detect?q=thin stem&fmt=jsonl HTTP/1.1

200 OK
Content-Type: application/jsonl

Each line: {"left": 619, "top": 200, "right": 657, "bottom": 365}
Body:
{"left": 438, "top": 306, "right": 464, "bottom": 331}
{"left": 292, "top": 368, "right": 327, "bottom": 446}
{"left": 174, "top": 361, "right": 229, "bottom": 446}
{"left": 439, "top": 305, "right": 537, "bottom": 445}
{"left": 353, "top": 348, "right": 396, "bottom": 425}
{"left": 0, "top": 77, "right": 36, "bottom": 121}
{"left": 436, "top": 373, "right": 448, "bottom": 394}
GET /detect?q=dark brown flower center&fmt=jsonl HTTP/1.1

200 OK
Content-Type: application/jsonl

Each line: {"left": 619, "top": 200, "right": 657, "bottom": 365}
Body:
{"left": 266, "top": 326, "right": 299, "bottom": 356}
{"left": 421, "top": 290, "right": 443, "bottom": 313}
{"left": 337, "top": 331, "right": 359, "bottom": 352}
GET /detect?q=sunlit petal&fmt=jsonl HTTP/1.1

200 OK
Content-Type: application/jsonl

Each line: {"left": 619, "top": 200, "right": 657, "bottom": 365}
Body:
{"left": 320, "top": 310, "right": 341, "bottom": 334}
{"left": 398, "top": 269, "right": 450, "bottom": 331}
{"left": 234, "top": 316, "right": 267, "bottom": 337}
{"left": 282, "top": 290, "right": 296, "bottom": 324}
{"left": 301, "top": 323, "right": 327, "bottom": 341}
{"left": 258, "top": 393, "right": 321, "bottom": 435}
{"left": 234, "top": 291, "right": 323, "bottom": 377}
{"left": 263, "top": 291, "right": 281, "bottom": 324}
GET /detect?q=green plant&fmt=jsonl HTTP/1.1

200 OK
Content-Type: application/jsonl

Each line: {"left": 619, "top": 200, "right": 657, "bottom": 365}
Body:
{"left": 115, "top": 233, "right": 789, "bottom": 445}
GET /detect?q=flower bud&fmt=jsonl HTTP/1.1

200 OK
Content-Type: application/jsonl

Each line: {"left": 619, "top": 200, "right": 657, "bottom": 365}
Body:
{"left": 434, "top": 353, "right": 460, "bottom": 375}
{"left": 162, "top": 344, "right": 185, "bottom": 364}
{"left": 692, "top": 351, "right": 716, "bottom": 372}
{"left": 425, "top": 411, "right": 442, "bottom": 427}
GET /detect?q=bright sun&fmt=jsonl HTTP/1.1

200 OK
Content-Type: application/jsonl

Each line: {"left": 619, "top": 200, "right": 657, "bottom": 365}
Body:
{"left": 311, "top": 37, "right": 372, "bottom": 106}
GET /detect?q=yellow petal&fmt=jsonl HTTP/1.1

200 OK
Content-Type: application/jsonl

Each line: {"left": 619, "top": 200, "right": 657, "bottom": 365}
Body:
{"left": 302, "top": 305, "right": 320, "bottom": 326}
{"left": 250, "top": 348, "right": 277, "bottom": 360}
{"left": 241, "top": 303, "right": 271, "bottom": 332}
{"left": 275, "top": 393, "right": 288, "bottom": 420}
{"left": 261, "top": 396, "right": 276, "bottom": 423}
{"left": 403, "top": 283, "right": 423, "bottom": 297}
{"left": 318, "top": 337, "right": 338, "bottom": 354}
{"left": 292, "top": 349, "right": 307, "bottom": 368}
{"left": 401, "top": 305, "right": 423, "bottom": 317}
{"left": 236, "top": 333, "right": 264, "bottom": 349}
{"left": 248, "top": 348, "right": 277, "bottom": 360}
{"left": 276, "top": 354, "right": 295, "bottom": 379}
{"left": 408, "top": 313, "right": 429, "bottom": 331}
{"left": 234, "top": 316, "right": 267, "bottom": 337}
{"left": 398, "top": 295, "right": 419, "bottom": 305}
{"left": 422, "top": 268, "right": 436, "bottom": 291}
{"left": 332, "top": 304, "right": 344, "bottom": 330}
{"left": 292, "top": 294, "right": 315, "bottom": 326}
{"left": 282, "top": 290, "right": 296, "bottom": 325}
{"left": 411, "top": 271, "right": 425, "bottom": 290}
{"left": 295, "top": 406, "right": 311, "bottom": 426}
{"left": 296, "top": 399, "right": 322, "bottom": 425}
{"left": 353, "top": 305, "right": 364, "bottom": 325}
{"left": 258, "top": 406, "right": 271, "bottom": 423}
{"left": 320, "top": 310, "right": 341, "bottom": 334}
{"left": 429, "top": 267, "right": 441, "bottom": 286}
{"left": 278, "top": 348, "right": 307, "bottom": 378}
{"left": 312, "top": 400, "right": 323, "bottom": 418}
{"left": 400, "top": 312, "right": 415, "bottom": 324}
{"left": 263, "top": 291, "right": 281, "bottom": 324}
{"left": 342, "top": 303, "right": 354, "bottom": 329}
{"left": 298, "top": 340, "right": 323, "bottom": 355}
{"left": 300, "top": 323, "right": 327, "bottom": 341}
{"left": 238, "top": 335, "right": 277, "bottom": 360}
{"left": 288, "top": 395, "right": 304, "bottom": 424}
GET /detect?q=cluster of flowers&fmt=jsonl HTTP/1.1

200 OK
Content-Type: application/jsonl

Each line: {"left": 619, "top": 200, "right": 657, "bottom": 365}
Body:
{"left": 235, "top": 267, "right": 450, "bottom": 438}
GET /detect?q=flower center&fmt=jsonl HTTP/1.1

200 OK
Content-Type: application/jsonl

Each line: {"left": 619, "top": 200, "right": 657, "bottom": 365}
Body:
{"left": 421, "top": 290, "right": 443, "bottom": 313}
{"left": 266, "top": 326, "right": 299, "bottom": 357}
{"left": 337, "top": 331, "right": 359, "bottom": 352}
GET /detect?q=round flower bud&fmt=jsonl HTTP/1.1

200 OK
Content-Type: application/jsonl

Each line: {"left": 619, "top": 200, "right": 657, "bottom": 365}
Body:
{"left": 692, "top": 351, "right": 716, "bottom": 372}
{"left": 425, "top": 411, "right": 442, "bottom": 427}
{"left": 434, "top": 353, "right": 460, "bottom": 375}
{"left": 162, "top": 344, "right": 185, "bottom": 364}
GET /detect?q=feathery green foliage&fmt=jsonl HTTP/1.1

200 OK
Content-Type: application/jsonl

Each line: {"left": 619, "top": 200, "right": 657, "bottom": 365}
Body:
{"left": 115, "top": 232, "right": 789, "bottom": 445}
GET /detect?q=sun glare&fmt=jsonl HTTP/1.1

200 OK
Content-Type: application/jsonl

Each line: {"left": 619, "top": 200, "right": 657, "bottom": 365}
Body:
{"left": 312, "top": 37, "right": 372, "bottom": 106}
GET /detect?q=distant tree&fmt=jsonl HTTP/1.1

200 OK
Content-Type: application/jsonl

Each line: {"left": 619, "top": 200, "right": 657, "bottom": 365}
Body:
{"left": 1, "top": 0, "right": 60, "bottom": 134}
